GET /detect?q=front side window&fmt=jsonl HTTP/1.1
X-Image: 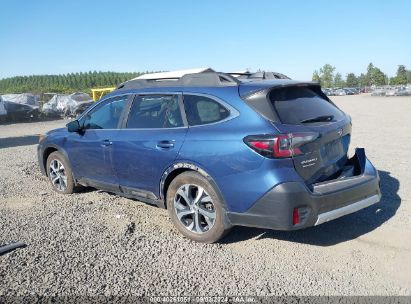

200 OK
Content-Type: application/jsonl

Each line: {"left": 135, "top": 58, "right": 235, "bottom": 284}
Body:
{"left": 183, "top": 95, "right": 229, "bottom": 126}
{"left": 126, "top": 94, "right": 184, "bottom": 128}
{"left": 83, "top": 96, "right": 128, "bottom": 129}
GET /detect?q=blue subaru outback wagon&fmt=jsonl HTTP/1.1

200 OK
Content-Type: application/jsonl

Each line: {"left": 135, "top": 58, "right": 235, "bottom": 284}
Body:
{"left": 38, "top": 70, "right": 381, "bottom": 243}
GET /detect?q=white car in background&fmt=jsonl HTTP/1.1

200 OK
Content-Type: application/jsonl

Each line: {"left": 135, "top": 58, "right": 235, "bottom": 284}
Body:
{"left": 335, "top": 89, "right": 347, "bottom": 96}
{"left": 385, "top": 88, "right": 396, "bottom": 96}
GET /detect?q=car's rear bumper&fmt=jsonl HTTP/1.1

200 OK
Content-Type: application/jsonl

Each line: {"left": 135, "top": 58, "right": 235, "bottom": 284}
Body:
{"left": 226, "top": 148, "right": 381, "bottom": 230}
{"left": 314, "top": 194, "right": 380, "bottom": 225}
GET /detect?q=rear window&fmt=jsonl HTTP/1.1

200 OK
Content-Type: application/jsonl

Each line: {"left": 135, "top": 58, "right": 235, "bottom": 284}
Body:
{"left": 269, "top": 87, "right": 344, "bottom": 124}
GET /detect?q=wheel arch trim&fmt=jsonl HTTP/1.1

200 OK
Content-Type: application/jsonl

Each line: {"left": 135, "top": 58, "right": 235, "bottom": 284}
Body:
{"left": 159, "top": 162, "right": 227, "bottom": 208}
{"left": 42, "top": 144, "right": 75, "bottom": 180}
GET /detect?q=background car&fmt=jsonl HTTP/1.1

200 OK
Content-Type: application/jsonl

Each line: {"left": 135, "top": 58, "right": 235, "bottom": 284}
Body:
{"left": 3, "top": 101, "right": 39, "bottom": 121}
{"left": 371, "top": 88, "right": 386, "bottom": 96}
{"left": 0, "top": 96, "right": 7, "bottom": 123}
{"left": 335, "top": 89, "right": 347, "bottom": 96}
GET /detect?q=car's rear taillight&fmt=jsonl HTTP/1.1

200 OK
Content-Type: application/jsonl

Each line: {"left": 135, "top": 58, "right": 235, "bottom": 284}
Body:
{"left": 244, "top": 132, "right": 318, "bottom": 158}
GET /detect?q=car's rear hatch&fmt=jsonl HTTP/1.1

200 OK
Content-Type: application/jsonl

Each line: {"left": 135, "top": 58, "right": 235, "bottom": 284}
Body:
{"left": 242, "top": 82, "right": 351, "bottom": 184}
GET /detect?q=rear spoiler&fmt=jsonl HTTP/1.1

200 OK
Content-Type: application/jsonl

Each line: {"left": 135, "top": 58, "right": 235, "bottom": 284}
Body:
{"left": 239, "top": 80, "right": 321, "bottom": 98}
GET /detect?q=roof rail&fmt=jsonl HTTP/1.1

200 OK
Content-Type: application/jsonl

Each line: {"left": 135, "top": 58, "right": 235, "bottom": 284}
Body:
{"left": 240, "top": 71, "right": 290, "bottom": 80}
{"left": 116, "top": 71, "right": 240, "bottom": 91}
{"left": 115, "top": 69, "right": 291, "bottom": 91}
{"left": 133, "top": 68, "right": 214, "bottom": 80}
{"left": 226, "top": 71, "right": 252, "bottom": 77}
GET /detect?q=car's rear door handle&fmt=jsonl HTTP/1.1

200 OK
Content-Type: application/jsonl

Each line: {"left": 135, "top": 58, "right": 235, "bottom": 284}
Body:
{"left": 101, "top": 139, "right": 113, "bottom": 147}
{"left": 156, "top": 140, "right": 175, "bottom": 149}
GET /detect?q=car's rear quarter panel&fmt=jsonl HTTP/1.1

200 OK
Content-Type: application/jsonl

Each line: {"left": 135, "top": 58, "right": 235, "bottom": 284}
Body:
{"left": 177, "top": 88, "right": 302, "bottom": 213}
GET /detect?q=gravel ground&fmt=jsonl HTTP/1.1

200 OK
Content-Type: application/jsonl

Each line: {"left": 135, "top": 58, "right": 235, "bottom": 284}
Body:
{"left": 0, "top": 95, "right": 410, "bottom": 297}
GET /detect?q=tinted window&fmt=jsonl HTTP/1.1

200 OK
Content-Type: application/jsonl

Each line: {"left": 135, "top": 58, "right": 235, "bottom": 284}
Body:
{"left": 269, "top": 87, "right": 344, "bottom": 124}
{"left": 183, "top": 95, "right": 229, "bottom": 126}
{"left": 126, "top": 95, "right": 183, "bottom": 128}
{"left": 83, "top": 96, "right": 127, "bottom": 129}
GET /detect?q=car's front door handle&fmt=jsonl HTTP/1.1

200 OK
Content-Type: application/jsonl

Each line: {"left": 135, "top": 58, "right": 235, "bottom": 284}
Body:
{"left": 156, "top": 140, "right": 175, "bottom": 149}
{"left": 101, "top": 139, "right": 113, "bottom": 147}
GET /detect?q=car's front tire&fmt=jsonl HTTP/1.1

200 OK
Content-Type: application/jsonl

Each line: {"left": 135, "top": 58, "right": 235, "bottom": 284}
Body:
{"left": 46, "top": 151, "right": 75, "bottom": 194}
{"left": 166, "top": 171, "right": 230, "bottom": 243}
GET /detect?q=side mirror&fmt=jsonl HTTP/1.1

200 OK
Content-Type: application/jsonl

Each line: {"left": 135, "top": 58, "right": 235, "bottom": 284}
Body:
{"left": 67, "top": 120, "right": 81, "bottom": 133}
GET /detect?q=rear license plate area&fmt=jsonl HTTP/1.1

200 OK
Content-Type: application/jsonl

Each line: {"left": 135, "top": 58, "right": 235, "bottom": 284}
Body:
{"left": 321, "top": 135, "right": 350, "bottom": 161}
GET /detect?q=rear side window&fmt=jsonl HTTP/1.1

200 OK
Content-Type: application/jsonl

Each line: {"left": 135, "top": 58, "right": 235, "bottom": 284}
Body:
{"left": 183, "top": 95, "right": 229, "bottom": 126}
{"left": 126, "top": 94, "right": 184, "bottom": 128}
{"left": 269, "top": 87, "right": 344, "bottom": 124}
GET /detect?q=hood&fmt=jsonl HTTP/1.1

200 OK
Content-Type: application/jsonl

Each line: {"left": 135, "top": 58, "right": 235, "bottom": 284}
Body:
{"left": 46, "top": 127, "right": 67, "bottom": 136}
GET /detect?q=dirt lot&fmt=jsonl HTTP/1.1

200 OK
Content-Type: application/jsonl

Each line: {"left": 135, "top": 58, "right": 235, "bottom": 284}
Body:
{"left": 0, "top": 95, "right": 410, "bottom": 297}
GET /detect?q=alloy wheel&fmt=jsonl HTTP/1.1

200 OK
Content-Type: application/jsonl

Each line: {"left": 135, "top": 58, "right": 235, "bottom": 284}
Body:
{"left": 49, "top": 159, "right": 67, "bottom": 192}
{"left": 173, "top": 184, "right": 216, "bottom": 234}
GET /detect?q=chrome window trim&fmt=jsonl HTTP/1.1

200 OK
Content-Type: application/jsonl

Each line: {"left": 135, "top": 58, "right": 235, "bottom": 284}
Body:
{"left": 77, "top": 91, "right": 240, "bottom": 129}
{"left": 118, "top": 126, "right": 188, "bottom": 131}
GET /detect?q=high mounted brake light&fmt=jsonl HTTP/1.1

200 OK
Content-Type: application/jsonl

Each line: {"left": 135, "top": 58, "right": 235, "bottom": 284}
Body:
{"left": 244, "top": 132, "right": 318, "bottom": 158}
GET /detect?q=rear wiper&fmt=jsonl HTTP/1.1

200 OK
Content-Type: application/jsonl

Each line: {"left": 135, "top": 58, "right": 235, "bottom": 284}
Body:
{"left": 300, "top": 115, "right": 334, "bottom": 124}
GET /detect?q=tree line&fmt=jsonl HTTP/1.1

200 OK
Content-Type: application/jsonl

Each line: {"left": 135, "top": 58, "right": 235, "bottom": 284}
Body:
{"left": 312, "top": 63, "right": 411, "bottom": 88}
{"left": 0, "top": 71, "right": 146, "bottom": 94}
{"left": 1, "top": 66, "right": 410, "bottom": 94}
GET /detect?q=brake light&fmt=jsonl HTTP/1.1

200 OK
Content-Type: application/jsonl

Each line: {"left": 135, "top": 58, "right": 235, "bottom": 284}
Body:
{"left": 244, "top": 132, "right": 318, "bottom": 158}
{"left": 250, "top": 141, "right": 270, "bottom": 150}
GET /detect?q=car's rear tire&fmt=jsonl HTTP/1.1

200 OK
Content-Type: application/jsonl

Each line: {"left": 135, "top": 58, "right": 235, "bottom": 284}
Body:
{"left": 166, "top": 171, "right": 230, "bottom": 243}
{"left": 46, "top": 151, "right": 75, "bottom": 194}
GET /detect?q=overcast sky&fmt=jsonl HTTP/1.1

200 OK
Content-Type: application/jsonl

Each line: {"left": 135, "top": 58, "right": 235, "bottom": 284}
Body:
{"left": 0, "top": 0, "right": 410, "bottom": 80}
